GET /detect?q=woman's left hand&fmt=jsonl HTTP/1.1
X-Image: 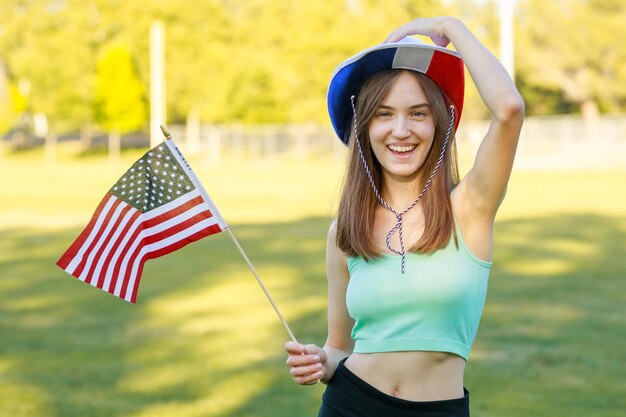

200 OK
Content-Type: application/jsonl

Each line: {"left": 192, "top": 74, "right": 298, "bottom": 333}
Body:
{"left": 384, "top": 16, "right": 457, "bottom": 47}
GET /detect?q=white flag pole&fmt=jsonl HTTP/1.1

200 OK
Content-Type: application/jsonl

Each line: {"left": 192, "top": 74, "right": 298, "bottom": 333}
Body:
{"left": 160, "top": 125, "right": 298, "bottom": 344}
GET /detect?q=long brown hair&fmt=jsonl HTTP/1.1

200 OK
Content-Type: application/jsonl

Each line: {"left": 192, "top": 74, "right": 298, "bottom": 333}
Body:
{"left": 336, "top": 69, "right": 460, "bottom": 259}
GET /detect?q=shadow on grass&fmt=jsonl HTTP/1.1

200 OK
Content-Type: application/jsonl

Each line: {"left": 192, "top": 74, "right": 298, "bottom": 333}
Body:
{"left": 469, "top": 213, "right": 626, "bottom": 417}
{"left": 0, "top": 213, "right": 624, "bottom": 417}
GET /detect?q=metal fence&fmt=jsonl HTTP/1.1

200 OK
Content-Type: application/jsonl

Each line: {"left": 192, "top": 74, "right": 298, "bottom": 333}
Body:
{"left": 460, "top": 115, "right": 626, "bottom": 170}
{"left": 166, "top": 123, "right": 346, "bottom": 163}
{"left": 3, "top": 115, "right": 626, "bottom": 169}
{"left": 166, "top": 115, "right": 626, "bottom": 169}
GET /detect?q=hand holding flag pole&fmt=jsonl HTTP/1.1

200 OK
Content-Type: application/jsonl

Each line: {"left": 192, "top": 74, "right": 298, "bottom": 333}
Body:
{"left": 57, "top": 125, "right": 298, "bottom": 344}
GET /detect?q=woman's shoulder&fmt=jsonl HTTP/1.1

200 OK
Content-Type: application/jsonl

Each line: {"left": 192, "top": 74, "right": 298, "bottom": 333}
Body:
{"left": 326, "top": 218, "right": 350, "bottom": 280}
{"left": 328, "top": 218, "right": 338, "bottom": 236}
{"left": 326, "top": 218, "right": 345, "bottom": 256}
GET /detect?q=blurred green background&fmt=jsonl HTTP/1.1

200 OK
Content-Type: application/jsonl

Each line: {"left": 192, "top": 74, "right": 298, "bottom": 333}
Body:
{"left": 1, "top": 1, "right": 625, "bottom": 416}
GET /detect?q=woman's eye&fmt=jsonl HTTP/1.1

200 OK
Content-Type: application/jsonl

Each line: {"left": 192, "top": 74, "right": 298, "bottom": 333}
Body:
{"left": 377, "top": 112, "right": 391, "bottom": 118}
{"left": 411, "top": 111, "right": 427, "bottom": 118}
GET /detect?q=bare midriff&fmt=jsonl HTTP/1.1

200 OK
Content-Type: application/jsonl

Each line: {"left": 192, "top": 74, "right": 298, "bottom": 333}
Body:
{"left": 343, "top": 351, "right": 466, "bottom": 401}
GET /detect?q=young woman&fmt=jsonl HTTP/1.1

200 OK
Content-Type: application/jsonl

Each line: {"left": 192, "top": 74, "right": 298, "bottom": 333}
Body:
{"left": 285, "top": 16, "right": 524, "bottom": 417}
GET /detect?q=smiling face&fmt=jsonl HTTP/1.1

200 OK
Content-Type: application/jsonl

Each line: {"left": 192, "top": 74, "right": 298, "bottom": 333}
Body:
{"left": 367, "top": 71, "right": 436, "bottom": 184}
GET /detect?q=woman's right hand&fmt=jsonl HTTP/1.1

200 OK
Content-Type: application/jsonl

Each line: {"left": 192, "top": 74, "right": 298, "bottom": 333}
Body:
{"left": 284, "top": 341, "right": 327, "bottom": 385}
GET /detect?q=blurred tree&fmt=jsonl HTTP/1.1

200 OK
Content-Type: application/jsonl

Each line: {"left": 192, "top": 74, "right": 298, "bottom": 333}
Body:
{"left": 0, "top": 58, "right": 13, "bottom": 134}
{"left": 2, "top": 0, "right": 623, "bottom": 136}
{"left": 0, "top": 0, "right": 98, "bottom": 133}
{"left": 94, "top": 43, "right": 146, "bottom": 148}
{"left": 225, "top": 0, "right": 448, "bottom": 124}
{"left": 516, "top": 0, "right": 626, "bottom": 118}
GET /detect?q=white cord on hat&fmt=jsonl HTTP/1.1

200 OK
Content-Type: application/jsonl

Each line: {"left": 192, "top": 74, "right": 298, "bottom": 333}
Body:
{"left": 350, "top": 95, "right": 454, "bottom": 274}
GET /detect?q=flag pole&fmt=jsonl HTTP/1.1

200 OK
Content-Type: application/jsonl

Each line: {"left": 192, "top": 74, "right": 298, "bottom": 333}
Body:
{"left": 224, "top": 227, "right": 298, "bottom": 344}
{"left": 159, "top": 125, "right": 299, "bottom": 344}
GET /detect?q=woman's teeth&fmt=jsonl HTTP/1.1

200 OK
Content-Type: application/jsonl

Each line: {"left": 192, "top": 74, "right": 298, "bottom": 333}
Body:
{"left": 387, "top": 144, "right": 416, "bottom": 153}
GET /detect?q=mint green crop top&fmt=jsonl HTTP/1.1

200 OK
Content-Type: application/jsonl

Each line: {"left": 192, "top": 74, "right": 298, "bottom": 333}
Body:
{"left": 346, "top": 219, "right": 491, "bottom": 361}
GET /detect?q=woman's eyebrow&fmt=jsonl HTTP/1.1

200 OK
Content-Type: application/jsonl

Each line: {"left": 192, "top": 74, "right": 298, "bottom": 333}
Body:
{"left": 377, "top": 103, "right": 431, "bottom": 110}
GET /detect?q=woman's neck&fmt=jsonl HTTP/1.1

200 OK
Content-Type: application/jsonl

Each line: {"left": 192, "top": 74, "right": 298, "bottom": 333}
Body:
{"left": 381, "top": 174, "right": 424, "bottom": 209}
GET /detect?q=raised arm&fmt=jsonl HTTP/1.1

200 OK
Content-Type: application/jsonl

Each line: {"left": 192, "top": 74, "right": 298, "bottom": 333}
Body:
{"left": 387, "top": 17, "right": 525, "bottom": 220}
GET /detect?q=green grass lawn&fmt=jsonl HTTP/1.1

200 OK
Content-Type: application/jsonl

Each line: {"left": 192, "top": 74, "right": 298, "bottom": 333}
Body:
{"left": 1, "top": 145, "right": 625, "bottom": 416}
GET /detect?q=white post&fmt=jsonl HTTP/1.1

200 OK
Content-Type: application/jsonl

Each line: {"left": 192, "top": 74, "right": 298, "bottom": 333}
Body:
{"left": 45, "top": 132, "right": 57, "bottom": 165}
{"left": 186, "top": 108, "right": 200, "bottom": 154}
{"left": 150, "top": 21, "right": 166, "bottom": 148}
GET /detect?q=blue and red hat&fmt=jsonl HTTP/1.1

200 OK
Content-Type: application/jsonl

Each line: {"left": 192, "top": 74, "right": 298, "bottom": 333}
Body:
{"left": 327, "top": 37, "right": 465, "bottom": 144}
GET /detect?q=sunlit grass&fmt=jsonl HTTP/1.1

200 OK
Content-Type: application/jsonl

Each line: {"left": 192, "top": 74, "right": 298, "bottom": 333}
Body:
{"left": 1, "top": 145, "right": 625, "bottom": 416}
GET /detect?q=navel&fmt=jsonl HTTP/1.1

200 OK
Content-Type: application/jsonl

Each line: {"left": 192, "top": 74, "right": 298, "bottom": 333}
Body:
{"left": 391, "top": 386, "right": 400, "bottom": 397}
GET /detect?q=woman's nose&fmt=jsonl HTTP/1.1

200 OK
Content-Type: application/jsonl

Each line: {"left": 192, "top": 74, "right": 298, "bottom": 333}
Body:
{"left": 391, "top": 117, "right": 410, "bottom": 138}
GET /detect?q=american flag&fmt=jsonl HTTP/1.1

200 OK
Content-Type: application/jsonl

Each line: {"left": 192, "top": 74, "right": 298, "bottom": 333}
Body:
{"left": 57, "top": 139, "right": 227, "bottom": 303}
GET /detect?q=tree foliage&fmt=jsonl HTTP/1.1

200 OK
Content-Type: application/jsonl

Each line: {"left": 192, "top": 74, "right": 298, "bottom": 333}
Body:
{"left": 0, "top": 0, "right": 624, "bottom": 135}
{"left": 94, "top": 43, "right": 145, "bottom": 134}
{"left": 515, "top": 0, "right": 626, "bottom": 116}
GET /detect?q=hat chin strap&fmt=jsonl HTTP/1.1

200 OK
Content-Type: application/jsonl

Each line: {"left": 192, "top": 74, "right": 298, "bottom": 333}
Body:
{"left": 350, "top": 95, "right": 455, "bottom": 274}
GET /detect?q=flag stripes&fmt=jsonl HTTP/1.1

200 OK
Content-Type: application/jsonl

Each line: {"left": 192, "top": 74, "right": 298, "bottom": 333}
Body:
{"left": 57, "top": 189, "right": 222, "bottom": 303}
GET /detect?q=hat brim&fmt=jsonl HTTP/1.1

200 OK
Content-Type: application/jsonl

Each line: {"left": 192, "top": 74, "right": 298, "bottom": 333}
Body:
{"left": 327, "top": 40, "right": 465, "bottom": 144}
